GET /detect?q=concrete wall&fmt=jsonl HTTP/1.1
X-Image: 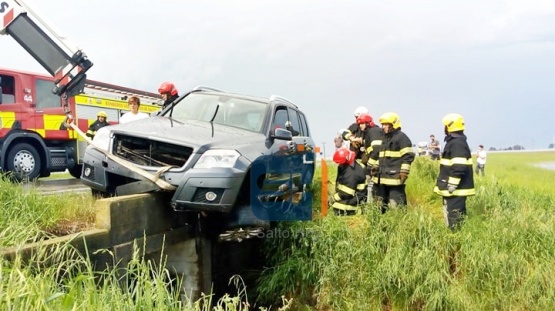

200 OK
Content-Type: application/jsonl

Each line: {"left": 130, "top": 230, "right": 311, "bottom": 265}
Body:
{"left": 0, "top": 193, "right": 211, "bottom": 302}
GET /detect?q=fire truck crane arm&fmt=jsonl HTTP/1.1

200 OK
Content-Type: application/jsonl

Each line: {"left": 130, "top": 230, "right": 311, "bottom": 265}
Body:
{"left": 0, "top": 0, "right": 93, "bottom": 97}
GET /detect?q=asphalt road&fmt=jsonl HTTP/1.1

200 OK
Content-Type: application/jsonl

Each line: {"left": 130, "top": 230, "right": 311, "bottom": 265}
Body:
{"left": 22, "top": 178, "right": 90, "bottom": 195}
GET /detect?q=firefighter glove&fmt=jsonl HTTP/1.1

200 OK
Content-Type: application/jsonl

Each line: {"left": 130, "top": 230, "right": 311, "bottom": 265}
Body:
{"left": 399, "top": 171, "right": 408, "bottom": 184}
{"left": 447, "top": 183, "right": 457, "bottom": 193}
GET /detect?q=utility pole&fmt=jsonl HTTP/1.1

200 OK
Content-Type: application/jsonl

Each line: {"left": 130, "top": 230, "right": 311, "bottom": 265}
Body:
{"left": 322, "top": 142, "right": 327, "bottom": 159}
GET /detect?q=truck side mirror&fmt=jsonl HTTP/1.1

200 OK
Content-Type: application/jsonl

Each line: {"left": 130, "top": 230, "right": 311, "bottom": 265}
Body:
{"left": 271, "top": 127, "right": 293, "bottom": 141}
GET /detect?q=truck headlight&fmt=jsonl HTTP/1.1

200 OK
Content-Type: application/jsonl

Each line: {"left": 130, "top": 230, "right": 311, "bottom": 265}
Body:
{"left": 92, "top": 127, "right": 112, "bottom": 152}
{"left": 194, "top": 150, "right": 240, "bottom": 169}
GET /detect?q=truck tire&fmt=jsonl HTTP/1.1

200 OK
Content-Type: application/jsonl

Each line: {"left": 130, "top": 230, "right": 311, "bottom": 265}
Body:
{"left": 7, "top": 143, "right": 41, "bottom": 182}
{"left": 68, "top": 164, "right": 83, "bottom": 179}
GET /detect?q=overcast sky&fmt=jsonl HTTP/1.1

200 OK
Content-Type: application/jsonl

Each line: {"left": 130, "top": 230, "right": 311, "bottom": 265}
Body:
{"left": 2, "top": 0, "right": 555, "bottom": 153}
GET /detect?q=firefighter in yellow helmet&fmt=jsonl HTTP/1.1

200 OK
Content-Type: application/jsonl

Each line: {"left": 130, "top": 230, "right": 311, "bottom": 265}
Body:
{"left": 86, "top": 111, "right": 110, "bottom": 139}
{"left": 369, "top": 112, "right": 414, "bottom": 213}
{"left": 433, "top": 113, "right": 475, "bottom": 229}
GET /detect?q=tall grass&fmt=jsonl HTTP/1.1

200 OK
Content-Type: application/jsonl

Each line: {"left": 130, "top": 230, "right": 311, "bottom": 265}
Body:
{"left": 0, "top": 176, "right": 95, "bottom": 247}
{"left": 257, "top": 154, "right": 555, "bottom": 310}
{"left": 0, "top": 176, "right": 264, "bottom": 310}
{"left": 3, "top": 153, "right": 555, "bottom": 310}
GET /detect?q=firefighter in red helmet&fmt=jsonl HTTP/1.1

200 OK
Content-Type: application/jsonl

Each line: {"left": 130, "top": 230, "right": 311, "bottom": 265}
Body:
{"left": 158, "top": 82, "right": 179, "bottom": 108}
{"left": 331, "top": 147, "right": 367, "bottom": 215}
{"left": 356, "top": 113, "right": 383, "bottom": 166}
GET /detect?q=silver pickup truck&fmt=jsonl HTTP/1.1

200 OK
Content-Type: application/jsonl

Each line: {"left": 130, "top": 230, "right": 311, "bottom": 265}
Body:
{"left": 80, "top": 86, "right": 316, "bottom": 241}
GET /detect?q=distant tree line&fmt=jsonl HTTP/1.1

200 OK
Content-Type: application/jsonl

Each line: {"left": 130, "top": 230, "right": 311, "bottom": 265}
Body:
{"left": 488, "top": 145, "right": 526, "bottom": 151}
{"left": 488, "top": 144, "right": 554, "bottom": 151}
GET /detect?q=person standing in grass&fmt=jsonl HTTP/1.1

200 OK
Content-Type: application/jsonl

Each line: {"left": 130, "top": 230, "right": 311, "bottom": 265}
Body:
{"left": 475, "top": 144, "right": 487, "bottom": 176}
{"left": 428, "top": 134, "right": 441, "bottom": 160}
{"left": 331, "top": 147, "right": 367, "bottom": 215}
{"left": 434, "top": 113, "right": 476, "bottom": 229}
{"left": 370, "top": 112, "right": 414, "bottom": 213}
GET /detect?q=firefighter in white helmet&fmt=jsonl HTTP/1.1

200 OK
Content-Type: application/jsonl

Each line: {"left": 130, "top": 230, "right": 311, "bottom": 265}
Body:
{"left": 86, "top": 111, "right": 110, "bottom": 139}
{"left": 370, "top": 112, "right": 414, "bottom": 213}
{"left": 341, "top": 106, "right": 369, "bottom": 159}
{"left": 433, "top": 113, "right": 475, "bottom": 229}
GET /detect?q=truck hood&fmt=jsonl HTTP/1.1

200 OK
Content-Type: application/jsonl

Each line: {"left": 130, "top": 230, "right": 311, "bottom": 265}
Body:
{"left": 109, "top": 116, "right": 266, "bottom": 150}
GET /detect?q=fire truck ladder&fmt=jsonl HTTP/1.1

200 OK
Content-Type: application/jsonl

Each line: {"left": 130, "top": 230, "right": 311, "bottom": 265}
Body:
{"left": 0, "top": 0, "right": 93, "bottom": 97}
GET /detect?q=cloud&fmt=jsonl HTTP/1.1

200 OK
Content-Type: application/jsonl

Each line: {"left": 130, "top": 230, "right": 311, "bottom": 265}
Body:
{"left": 1, "top": 0, "right": 555, "bottom": 150}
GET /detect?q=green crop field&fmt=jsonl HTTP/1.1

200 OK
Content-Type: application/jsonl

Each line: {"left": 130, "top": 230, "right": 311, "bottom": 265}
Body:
{"left": 1, "top": 150, "right": 554, "bottom": 310}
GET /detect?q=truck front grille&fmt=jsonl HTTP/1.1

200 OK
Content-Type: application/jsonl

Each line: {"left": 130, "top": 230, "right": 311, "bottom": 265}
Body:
{"left": 112, "top": 135, "right": 193, "bottom": 167}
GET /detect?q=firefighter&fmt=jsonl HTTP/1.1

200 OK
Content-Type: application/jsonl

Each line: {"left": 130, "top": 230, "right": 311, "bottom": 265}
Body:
{"left": 356, "top": 113, "right": 383, "bottom": 166}
{"left": 433, "top": 113, "right": 475, "bottom": 229}
{"left": 370, "top": 112, "right": 415, "bottom": 213}
{"left": 331, "top": 147, "right": 367, "bottom": 215}
{"left": 158, "top": 81, "right": 179, "bottom": 108}
{"left": 342, "top": 106, "right": 369, "bottom": 159}
{"left": 357, "top": 113, "right": 384, "bottom": 201}
{"left": 86, "top": 111, "right": 110, "bottom": 139}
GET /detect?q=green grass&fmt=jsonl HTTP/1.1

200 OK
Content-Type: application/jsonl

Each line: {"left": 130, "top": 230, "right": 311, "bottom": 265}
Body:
{"left": 256, "top": 152, "right": 555, "bottom": 310}
{"left": 2, "top": 152, "right": 555, "bottom": 310}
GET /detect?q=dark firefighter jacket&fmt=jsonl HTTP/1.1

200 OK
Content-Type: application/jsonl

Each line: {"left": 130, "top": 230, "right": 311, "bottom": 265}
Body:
{"left": 342, "top": 122, "right": 365, "bottom": 160}
{"left": 434, "top": 132, "right": 475, "bottom": 197}
{"left": 162, "top": 94, "right": 179, "bottom": 109}
{"left": 332, "top": 160, "right": 367, "bottom": 211}
{"left": 371, "top": 128, "right": 415, "bottom": 186}
{"left": 361, "top": 125, "right": 384, "bottom": 167}
{"left": 86, "top": 120, "right": 110, "bottom": 138}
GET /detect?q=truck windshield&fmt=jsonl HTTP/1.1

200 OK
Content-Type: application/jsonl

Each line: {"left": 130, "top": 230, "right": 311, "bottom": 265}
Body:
{"left": 162, "top": 93, "right": 268, "bottom": 132}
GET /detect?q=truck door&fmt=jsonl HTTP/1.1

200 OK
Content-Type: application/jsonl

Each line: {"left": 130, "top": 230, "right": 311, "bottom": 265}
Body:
{"left": 0, "top": 73, "right": 22, "bottom": 131}
{"left": 34, "top": 77, "right": 68, "bottom": 139}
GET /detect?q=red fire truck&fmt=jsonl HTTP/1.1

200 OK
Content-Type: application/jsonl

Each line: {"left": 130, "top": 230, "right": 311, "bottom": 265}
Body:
{"left": 0, "top": 0, "right": 161, "bottom": 180}
{"left": 0, "top": 68, "right": 161, "bottom": 180}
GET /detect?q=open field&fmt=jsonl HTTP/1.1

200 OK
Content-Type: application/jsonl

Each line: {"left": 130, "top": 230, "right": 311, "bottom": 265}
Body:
{"left": 1, "top": 150, "right": 555, "bottom": 310}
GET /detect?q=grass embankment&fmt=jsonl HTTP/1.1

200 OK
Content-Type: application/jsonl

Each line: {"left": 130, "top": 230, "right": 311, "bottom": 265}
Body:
{"left": 1, "top": 151, "right": 555, "bottom": 310}
{"left": 256, "top": 151, "right": 555, "bottom": 310}
{"left": 0, "top": 178, "right": 95, "bottom": 247}
{"left": 0, "top": 178, "right": 252, "bottom": 310}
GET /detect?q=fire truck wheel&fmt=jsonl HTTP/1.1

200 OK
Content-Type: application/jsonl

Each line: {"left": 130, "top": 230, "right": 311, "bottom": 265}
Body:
{"left": 7, "top": 143, "right": 41, "bottom": 182}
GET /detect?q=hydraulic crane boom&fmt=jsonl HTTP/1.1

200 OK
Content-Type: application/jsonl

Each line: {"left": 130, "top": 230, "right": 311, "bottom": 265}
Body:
{"left": 0, "top": 0, "right": 93, "bottom": 97}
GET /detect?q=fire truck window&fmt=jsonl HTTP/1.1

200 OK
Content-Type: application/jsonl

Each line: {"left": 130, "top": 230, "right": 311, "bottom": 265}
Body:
{"left": 0, "top": 74, "right": 15, "bottom": 104}
{"left": 36, "top": 79, "right": 61, "bottom": 109}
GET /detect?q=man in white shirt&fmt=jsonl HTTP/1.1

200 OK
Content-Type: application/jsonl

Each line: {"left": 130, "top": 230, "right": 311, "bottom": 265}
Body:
{"left": 428, "top": 134, "right": 441, "bottom": 160}
{"left": 475, "top": 144, "right": 487, "bottom": 176}
{"left": 119, "top": 95, "right": 149, "bottom": 124}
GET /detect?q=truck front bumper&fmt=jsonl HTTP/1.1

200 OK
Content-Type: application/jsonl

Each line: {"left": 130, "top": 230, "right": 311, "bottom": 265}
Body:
{"left": 81, "top": 146, "right": 246, "bottom": 213}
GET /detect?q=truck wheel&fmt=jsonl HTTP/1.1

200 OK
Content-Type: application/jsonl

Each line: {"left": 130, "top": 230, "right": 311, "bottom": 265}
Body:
{"left": 7, "top": 143, "right": 41, "bottom": 182}
{"left": 68, "top": 164, "right": 83, "bottom": 179}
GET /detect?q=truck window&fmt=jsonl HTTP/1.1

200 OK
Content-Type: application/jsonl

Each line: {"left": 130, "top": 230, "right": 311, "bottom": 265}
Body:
{"left": 36, "top": 79, "right": 61, "bottom": 109}
{"left": 0, "top": 74, "right": 16, "bottom": 104}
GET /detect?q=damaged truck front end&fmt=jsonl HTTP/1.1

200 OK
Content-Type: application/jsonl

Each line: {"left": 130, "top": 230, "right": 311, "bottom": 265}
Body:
{"left": 80, "top": 87, "right": 315, "bottom": 241}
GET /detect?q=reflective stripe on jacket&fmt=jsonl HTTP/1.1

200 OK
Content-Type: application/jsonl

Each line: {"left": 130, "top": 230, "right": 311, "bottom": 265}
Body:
{"left": 332, "top": 160, "right": 367, "bottom": 211}
{"left": 433, "top": 133, "right": 475, "bottom": 197}
{"left": 371, "top": 128, "right": 414, "bottom": 185}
